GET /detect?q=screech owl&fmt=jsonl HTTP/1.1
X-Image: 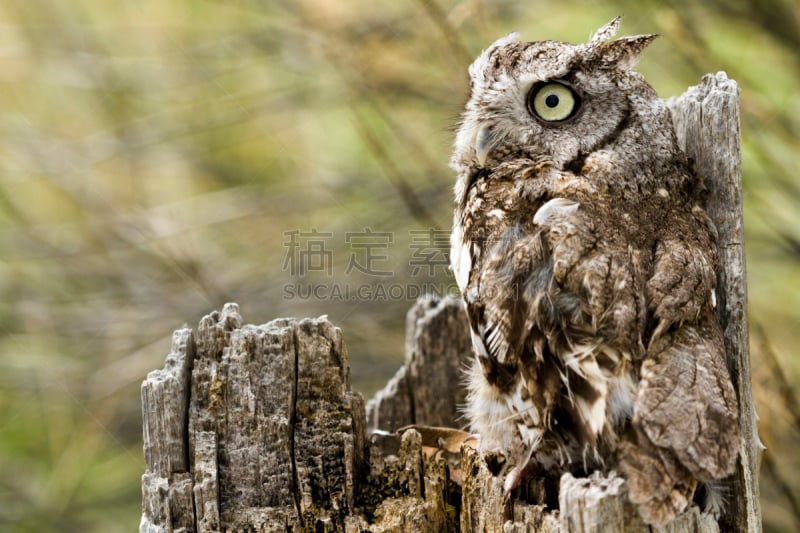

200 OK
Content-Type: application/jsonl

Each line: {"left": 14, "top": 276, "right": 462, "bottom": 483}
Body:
{"left": 449, "top": 17, "right": 740, "bottom": 525}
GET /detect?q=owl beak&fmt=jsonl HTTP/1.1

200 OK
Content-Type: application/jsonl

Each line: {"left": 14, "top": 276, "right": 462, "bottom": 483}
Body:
{"left": 475, "top": 124, "right": 500, "bottom": 168}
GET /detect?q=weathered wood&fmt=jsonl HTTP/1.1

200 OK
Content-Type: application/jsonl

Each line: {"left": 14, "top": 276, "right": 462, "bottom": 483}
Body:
{"left": 366, "top": 295, "right": 473, "bottom": 433}
{"left": 141, "top": 304, "right": 367, "bottom": 532}
{"left": 141, "top": 327, "right": 195, "bottom": 533}
{"left": 558, "top": 472, "right": 720, "bottom": 533}
{"left": 141, "top": 74, "right": 759, "bottom": 532}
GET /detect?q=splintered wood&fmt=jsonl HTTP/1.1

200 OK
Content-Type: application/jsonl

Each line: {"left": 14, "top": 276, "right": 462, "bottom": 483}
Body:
{"left": 141, "top": 73, "right": 759, "bottom": 532}
{"left": 141, "top": 304, "right": 369, "bottom": 532}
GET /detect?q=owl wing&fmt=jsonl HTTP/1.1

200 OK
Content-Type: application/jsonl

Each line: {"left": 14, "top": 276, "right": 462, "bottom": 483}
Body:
{"left": 643, "top": 230, "right": 738, "bottom": 476}
{"left": 623, "top": 312, "right": 739, "bottom": 524}
{"left": 624, "top": 231, "right": 739, "bottom": 524}
{"left": 636, "top": 313, "right": 739, "bottom": 479}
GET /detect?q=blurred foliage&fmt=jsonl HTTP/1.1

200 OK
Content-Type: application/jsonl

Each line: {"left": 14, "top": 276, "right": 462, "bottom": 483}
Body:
{"left": 0, "top": 0, "right": 797, "bottom": 531}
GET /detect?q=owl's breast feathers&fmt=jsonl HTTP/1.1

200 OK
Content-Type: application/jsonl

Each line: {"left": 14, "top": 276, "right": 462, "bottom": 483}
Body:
{"left": 457, "top": 165, "right": 665, "bottom": 371}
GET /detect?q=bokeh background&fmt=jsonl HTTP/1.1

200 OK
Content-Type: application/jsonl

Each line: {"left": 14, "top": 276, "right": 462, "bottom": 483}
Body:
{"left": 0, "top": 0, "right": 797, "bottom": 531}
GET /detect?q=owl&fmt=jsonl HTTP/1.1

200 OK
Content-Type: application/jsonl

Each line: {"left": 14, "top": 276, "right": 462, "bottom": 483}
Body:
{"left": 449, "top": 17, "right": 739, "bottom": 525}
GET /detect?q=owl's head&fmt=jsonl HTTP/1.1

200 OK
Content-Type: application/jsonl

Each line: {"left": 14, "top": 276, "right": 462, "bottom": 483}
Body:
{"left": 451, "top": 17, "right": 663, "bottom": 177}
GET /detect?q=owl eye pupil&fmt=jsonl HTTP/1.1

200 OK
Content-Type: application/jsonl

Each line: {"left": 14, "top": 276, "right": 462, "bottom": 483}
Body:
{"left": 545, "top": 94, "right": 559, "bottom": 108}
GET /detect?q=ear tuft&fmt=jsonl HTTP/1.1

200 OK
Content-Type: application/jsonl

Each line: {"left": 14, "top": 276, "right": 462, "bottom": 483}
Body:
{"left": 599, "top": 34, "right": 659, "bottom": 70}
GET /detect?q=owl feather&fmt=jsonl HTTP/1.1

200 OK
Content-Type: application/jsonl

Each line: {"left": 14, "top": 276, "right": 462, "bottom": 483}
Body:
{"left": 450, "top": 17, "right": 739, "bottom": 525}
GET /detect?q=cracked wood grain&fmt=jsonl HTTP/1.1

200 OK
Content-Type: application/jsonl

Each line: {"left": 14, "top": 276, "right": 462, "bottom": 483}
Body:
{"left": 288, "top": 329, "right": 302, "bottom": 529}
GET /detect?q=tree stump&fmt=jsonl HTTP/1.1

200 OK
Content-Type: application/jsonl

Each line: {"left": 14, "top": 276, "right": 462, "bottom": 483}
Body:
{"left": 140, "top": 73, "right": 761, "bottom": 532}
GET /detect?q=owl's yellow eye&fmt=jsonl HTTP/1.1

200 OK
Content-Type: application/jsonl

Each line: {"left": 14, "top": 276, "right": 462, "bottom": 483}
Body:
{"left": 529, "top": 82, "right": 579, "bottom": 122}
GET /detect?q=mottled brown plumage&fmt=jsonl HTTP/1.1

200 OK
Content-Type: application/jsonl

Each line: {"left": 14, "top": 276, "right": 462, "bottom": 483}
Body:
{"left": 449, "top": 17, "right": 739, "bottom": 525}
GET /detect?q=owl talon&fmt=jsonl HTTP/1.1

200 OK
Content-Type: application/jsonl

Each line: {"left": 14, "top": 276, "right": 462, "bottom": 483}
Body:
{"left": 502, "top": 461, "right": 539, "bottom": 499}
{"left": 503, "top": 466, "right": 523, "bottom": 499}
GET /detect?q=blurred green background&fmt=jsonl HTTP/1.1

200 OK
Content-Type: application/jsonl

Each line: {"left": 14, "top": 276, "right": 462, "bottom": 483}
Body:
{"left": 0, "top": 0, "right": 797, "bottom": 531}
